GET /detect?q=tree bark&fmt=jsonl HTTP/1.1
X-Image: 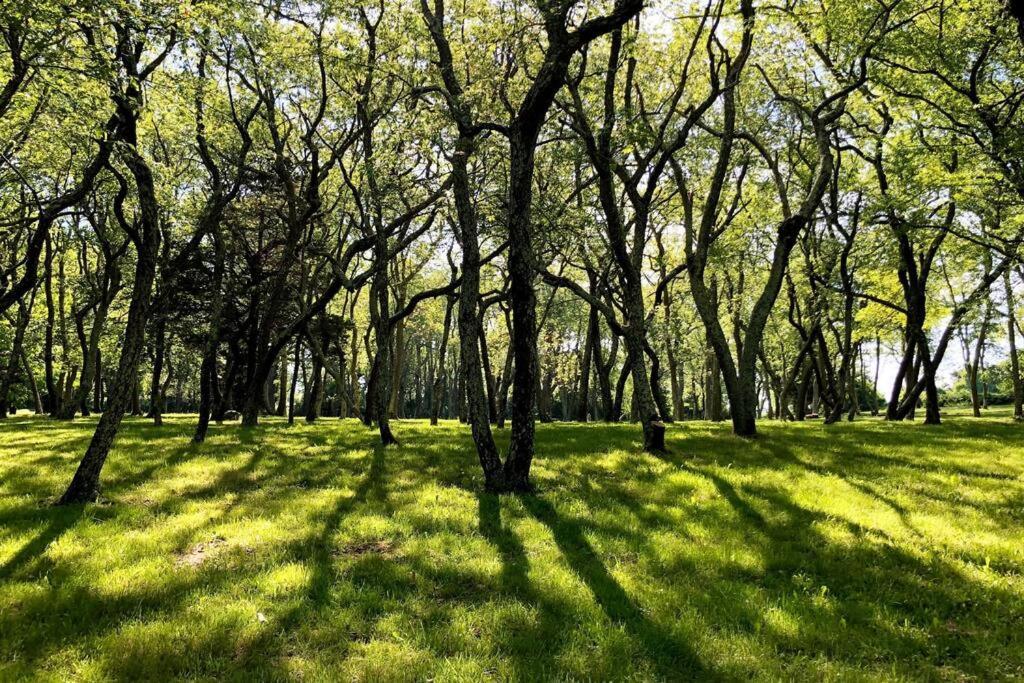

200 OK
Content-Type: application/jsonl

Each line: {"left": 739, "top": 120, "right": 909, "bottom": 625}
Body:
{"left": 21, "top": 347, "right": 43, "bottom": 414}
{"left": 59, "top": 81, "right": 163, "bottom": 503}
{"left": 1005, "top": 270, "right": 1023, "bottom": 420}
{"left": 0, "top": 296, "right": 32, "bottom": 417}
{"left": 576, "top": 298, "right": 597, "bottom": 421}
{"left": 430, "top": 295, "right": 454, "bottom": 425}
{"left": 43, "top": 234, "right": 56, "bottom": 413}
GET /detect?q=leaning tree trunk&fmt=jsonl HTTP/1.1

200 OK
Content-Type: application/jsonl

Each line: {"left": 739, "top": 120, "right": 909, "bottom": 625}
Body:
{"left": 58, "top": 145, "right": 161, "bottom": 504}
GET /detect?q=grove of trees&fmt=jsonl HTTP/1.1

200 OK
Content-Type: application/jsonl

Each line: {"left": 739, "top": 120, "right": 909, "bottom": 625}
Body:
{"left": 1, "top": 0, "right": 1022, "bottom": 502}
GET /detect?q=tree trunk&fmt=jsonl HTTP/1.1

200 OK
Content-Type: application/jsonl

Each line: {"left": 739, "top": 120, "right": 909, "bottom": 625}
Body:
{"left": 369, "top": 234, "right": 398, "bottom": 445}
{"left": 502, "top": 129, "right": 542, "bottom": 492}
{"left": 194, "top": 222, "right": 227, "bottom": 444}
{"left": 453, "top": 136, "right": 503, "bottom": 488}
{"left": 44, "top": 234, "right": 56, "bottom": 413}
{"left": 148, "top": 317, "right": 166, "bottom": 421}
{"left": 1005, "top": 270, "right": 1023, "bottom": 420}
{"left": 21, "top": 347, "right": 43, "bottom": 414}
{"left": 496, "top": 309, "right": 514, "bottom": 428}
{"left": 350, "top": 308, "right": 361, "bottom": 419}
{"left": 388, "top": 316, "right": 405, "bottom": 419}
{"left": 872, "top": 334, "right": 881, "bottom": 416}
{"left": 305, "top": 347, "right": 324, "bottom": 423}
{"left": 288, "top": 337, "right": 301, "bottom": 425}
{"left": 0, "top": 297, "right": 32, "bottom": 418}
{"left": 613, "top": 355, "right": 631, "bottom": 421}
{"left": 704, "top": 338, "right": 722, "bottom": 422}
{"left": 538, "top": 362, "right": 553, "bottom": 423}
{"left": 59, "top": 131, "right": 161, "bottom": 504}
{"left": 595, "top": 329, "right": 616, "bottom": 421}
{"left": 94, "top": 350, "right": 102, "bottom": 412}
{"left": 576, "top": 299, "right": 596, "bottom": 421}
{"left": 479, "top": 322, "right": 499, "bottom": 423}
{"left": 969, "top": 299, "right": 991, "bottom": 417}
{"left": 430, "top": 296, "right": 454, "bottom": 425}
{"left": 646, "top": 342, "right": 672, "bottom": 423}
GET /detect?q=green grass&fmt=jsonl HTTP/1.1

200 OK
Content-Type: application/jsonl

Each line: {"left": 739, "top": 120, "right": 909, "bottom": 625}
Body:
{"left": 1, "top": 411, "right": 1022, "bottom": 681}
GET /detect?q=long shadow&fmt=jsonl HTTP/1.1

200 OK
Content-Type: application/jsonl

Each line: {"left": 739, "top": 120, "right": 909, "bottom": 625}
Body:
{"left": 229, "top": 445, "right": 390, "bottom": 671}
{"left": 144, "top": 445, "right": 270, "bottom": 517}
{"left": 0, "top": 505, "right": 87, "bottom": 580}
{"left": 677, "top": 459, "right": 1024, "bottom": 676}
{"left": 665, "top": 436, "right": 923, "bottom": 541}
{"left": 103, "top": 439, "right": 204, "bottom": 496}
{"left": 274, "top": 445, "right": 386, "bottom": 619}
{"left": 472, "top": 493, "right": 569, "bottom": 676}
{"left": 684, "top": 465, "right": 767, "bottom": 530}
{"left": 477, "top": 493, "right": 531, "bottom": 595}
{"left": 521, "top": 493, "right": 711, "bottom": 680}
{"left": 2, "top": 561, "right": 251, "bottom": 672}
{"left": 781, "top": 450, "right": 922, "bottom": 537}
{"left": 305, "top": 445, "right": 386, "bottom": 603}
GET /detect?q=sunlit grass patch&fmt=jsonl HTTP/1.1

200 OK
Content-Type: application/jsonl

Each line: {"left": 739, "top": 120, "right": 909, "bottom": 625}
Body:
{"left": 1, "top": 411, "right": 1022, "bottom": 680}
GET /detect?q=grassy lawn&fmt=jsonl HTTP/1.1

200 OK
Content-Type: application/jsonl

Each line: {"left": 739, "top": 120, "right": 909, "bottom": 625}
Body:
{"left": 1, "top": 412, "right": 1022, "bottom": 681}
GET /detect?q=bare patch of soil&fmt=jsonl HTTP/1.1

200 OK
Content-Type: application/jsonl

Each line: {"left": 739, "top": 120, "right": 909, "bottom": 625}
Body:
{"left": 175, "top": 535, "right": 228, "bottom": 568}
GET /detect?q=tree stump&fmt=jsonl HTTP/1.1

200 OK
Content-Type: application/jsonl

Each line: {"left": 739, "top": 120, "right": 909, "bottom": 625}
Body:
{"left": 647, "top": 416, "right": 666, "bottom": 452}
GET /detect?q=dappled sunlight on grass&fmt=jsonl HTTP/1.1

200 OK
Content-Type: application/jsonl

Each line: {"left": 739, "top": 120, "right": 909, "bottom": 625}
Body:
{"left": 1, "top": 413, "right": 1022, "bottom": 679}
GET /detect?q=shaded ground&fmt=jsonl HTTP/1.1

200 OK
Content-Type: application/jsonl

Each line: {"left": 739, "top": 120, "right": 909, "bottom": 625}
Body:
{"left": 1, "top": 411, "right": 1022, "bottom": 680}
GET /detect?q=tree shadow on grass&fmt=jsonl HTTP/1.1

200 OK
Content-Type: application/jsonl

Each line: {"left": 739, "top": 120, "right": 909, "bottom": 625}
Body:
{"left": 4, "top": 416, "right": 1021, "bottom": 679}
{"left": 0, "top": 529, "right": 259, "bottom": 672}
{"left": 249, "top": 445, "right": 389, "bottom": 646}
{"left": 477, "top": 494, "right": 531, "bottom": 595}
{"left": 0, "top": 504, "right": 88, "bottom": 581}
{"left": 472, "top": 493, "right": 580, "bottom": 677}
{"left": 520, "top": 493, "right": 711, "bottom": 680}
{"left": 674, "top": 458, "right": 1024, "bottom": 677}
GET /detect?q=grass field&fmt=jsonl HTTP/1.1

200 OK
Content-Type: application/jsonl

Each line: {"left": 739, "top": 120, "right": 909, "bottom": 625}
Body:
{"left": 1, "top": 411, "right": 1022, "bottom": 681}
